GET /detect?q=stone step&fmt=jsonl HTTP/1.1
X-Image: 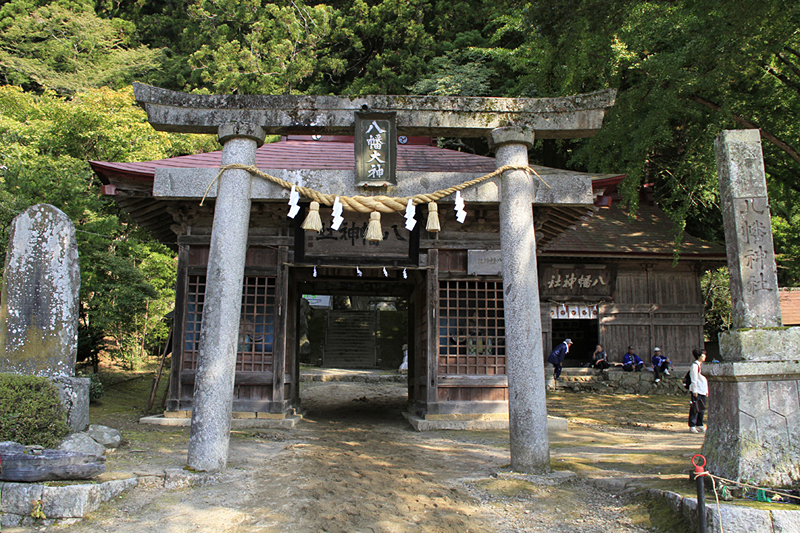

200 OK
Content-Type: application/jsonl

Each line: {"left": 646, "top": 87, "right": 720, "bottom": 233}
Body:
{"left": 323, "top": 311, "right": 377, "bottom": 368}
{"left": 549, "top": 367, "right": 691, "bottom": 396}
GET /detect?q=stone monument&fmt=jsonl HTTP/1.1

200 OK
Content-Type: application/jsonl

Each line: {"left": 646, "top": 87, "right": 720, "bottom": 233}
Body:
{"left": 702, "top": 130, "right": 800, "bottom": 486}
{"left": 0, "top": 204, "right": 88, "bottom": 431}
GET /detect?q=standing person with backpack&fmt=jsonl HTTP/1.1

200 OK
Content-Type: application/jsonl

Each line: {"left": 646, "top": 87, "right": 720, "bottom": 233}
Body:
{"left": 688, "top": 348, "right": 709, "bottom": 433}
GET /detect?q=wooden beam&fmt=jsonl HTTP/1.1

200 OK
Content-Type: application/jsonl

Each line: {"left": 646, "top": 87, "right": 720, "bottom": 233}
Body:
{"left": 272, "top": 246, "right": 288, "bottom": 413}
{"left": 426, "top": 249, "right": 439, "bottom": 409}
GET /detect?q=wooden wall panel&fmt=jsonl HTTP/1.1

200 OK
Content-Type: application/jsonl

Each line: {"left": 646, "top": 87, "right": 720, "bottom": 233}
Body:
{"left": 653, "top": 324, "right": 703, "bottom": 363}
{"left": 602, "top": 264, "right": 704, "bottom": 364}
{"left": 438, "top": 250, "right": 467, "bottom": 273}
{"left": 599, "top": 321, "right": 651, "bottom": 363}
{"left": 246, "top": 246, "right": 278, "bottom": 267}
{"left": 438, "top": 386, "right": 508, "bottom": 402}
{"left": 615, "top": 271, "right": 649, "bottom": 304}
{"left": 651, "top": 270, "right": 701, "bottom": 305}
{"left": 187, "top": 246, "right": 209, "bottom": 266}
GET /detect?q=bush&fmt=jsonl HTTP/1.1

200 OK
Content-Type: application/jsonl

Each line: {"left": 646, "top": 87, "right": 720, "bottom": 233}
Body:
{"left": 77, "top": 371, "right": 105, "bottom": 402}
{"left": 88, "top": 372, "right": 104, "bottom": 403}
{"left": 0, "top": 373, "right": 70, "bottom": 448}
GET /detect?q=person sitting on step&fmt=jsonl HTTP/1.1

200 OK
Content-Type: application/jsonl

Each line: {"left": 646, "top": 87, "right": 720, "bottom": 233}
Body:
{"left": 651, "top": 347, "right": 673, "bottom": 382}
{"left": 591, "top": 344, "right": 610, "bottom": 371}
{"left": 622, "top": 346, "right": 644, "bottom": 372}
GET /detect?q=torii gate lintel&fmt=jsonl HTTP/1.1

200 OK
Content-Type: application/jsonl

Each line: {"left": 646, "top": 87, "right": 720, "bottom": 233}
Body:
{"left": 133, "top": 83, "right": 616, "bottom": 139}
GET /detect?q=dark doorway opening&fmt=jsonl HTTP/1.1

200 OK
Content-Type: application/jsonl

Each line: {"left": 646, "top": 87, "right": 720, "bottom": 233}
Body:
{"left": 551, "top": 318, "right": 598, "bottom": 366}
{"left": 295, "top": 267, "right": 416, "bottom": 371}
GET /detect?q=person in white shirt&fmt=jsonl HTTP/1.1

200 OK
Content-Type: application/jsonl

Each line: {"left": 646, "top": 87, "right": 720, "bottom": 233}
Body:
{"left": 688, "top": 348, "right": 709, "bottom": 433}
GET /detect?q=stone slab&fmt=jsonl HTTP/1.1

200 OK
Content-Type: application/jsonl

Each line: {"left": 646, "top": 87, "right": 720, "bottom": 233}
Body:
{"left": 645, "top": 490, "right": 800, "bottom": 533}
{"left": 163, "top": 468, "right": 221, "bottom": 490}
{"left": 0, "top": 477, "right": 136, "bottom": 524}
{"left": 494, "top": 470, "right": 577, "bottom": 485}
{"left": 0, "top": 442, "right": 105, "bottom": 482}
{"left": 773, "top": 509, "right": 800, "bottom": 533}
{"left": 139, "top": 414, "right": 301, "bottom": 429}
{"left": 85, "top": 425, "right": 122, "bottom": 448}
{"left": 402, "top": 412, "right": 568, "bottom": 432}
{"left": 0, "top": 204, "right": 79, "bottom": 378}
{"left": 54, "top": 376, "right": 90, "bottom": 432}
{"left": 134, "top": 83, "right": 617, "bottom": 139}
{"left": 718, "top": 327, "right": 800, "bottom": 362}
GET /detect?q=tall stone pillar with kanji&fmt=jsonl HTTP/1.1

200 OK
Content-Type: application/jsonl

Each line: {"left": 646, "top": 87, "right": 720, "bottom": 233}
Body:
{"left": 703, "top": 129, "right": 800, "bottom": 486}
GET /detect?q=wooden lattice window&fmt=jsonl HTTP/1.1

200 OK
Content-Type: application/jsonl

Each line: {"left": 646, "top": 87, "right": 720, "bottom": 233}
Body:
{"left": 183, "top": 275, "right": 276, "bottom": 373}
{"left": 438, "top": 280, "right": 506, "bottom": 375}
{"left": 183, "top": 275, "right": 206, "bottom": 370}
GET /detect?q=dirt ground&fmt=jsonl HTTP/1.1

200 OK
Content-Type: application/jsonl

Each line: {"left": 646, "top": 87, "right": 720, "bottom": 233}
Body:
{"left": 10, "top": 375, "right": 709, "bottom": 533}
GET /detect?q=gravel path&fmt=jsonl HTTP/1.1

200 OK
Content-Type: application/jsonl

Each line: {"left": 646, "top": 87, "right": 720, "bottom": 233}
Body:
{"left": 10, "top": 381, "right": 689, "bottom": 533}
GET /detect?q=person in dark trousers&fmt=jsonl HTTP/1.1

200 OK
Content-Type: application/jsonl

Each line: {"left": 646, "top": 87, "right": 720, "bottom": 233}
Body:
{"left": 622, "top": 346, "right": 644, "bottom": 372}
{"left": 548, "top": 338, "right": 572, "bottom": 380}
{"left": 688, "top": 348, "right": 709, "bottom": 433}
{"left": 592, "top": 344, "right": 610, "bottom": 370}
{"left": 651, "top": 347, "right": 673, "bottom": 382}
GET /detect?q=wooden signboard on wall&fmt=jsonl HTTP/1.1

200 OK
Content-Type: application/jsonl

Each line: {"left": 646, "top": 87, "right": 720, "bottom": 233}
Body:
{"left": 294, "top": 206, "right": 419, "bottom": 265}
{"left": 539, "top": 264, "right": 615, "bottom": 299}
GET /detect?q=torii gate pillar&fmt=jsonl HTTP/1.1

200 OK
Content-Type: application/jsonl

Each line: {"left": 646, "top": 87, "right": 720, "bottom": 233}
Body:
{"left": 187, "top": 123, "right": 265, "bottom": 472}
{"left": 491, "top": 127, "right": 549, "bottom": 473}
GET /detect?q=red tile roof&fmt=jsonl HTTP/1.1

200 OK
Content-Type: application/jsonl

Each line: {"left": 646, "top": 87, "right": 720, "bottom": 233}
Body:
{"left": 90, "top": 139, "right": 498, "bottom": 178}
{"left": 780, "top": 289, "right": 800, "bottom": 326}
{"left": 540, "top": 203, "right": 726, "bottom": 258}
{"left": 89, "top": 138, "right": 622, "bottom": 184}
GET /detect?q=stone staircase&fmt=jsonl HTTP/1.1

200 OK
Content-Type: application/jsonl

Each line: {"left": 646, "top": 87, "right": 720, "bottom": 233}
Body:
{"left": 322, "top": 310, "right": 377, "bottom": 368}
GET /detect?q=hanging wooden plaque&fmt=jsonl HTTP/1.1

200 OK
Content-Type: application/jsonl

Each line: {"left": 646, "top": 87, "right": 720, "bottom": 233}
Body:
{"left": 354, "top": 111, "right": 397, "bottom": 187}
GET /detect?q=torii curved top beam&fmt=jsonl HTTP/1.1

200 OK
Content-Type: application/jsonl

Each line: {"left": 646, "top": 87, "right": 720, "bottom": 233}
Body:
{"left": 133, "top": 83, "right": 616, "bottom": 140}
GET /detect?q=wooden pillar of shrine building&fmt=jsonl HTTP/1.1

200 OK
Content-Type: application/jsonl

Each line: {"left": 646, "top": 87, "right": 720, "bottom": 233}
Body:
{"left": 127, "top": 84, "right": 616, "bottom": 472}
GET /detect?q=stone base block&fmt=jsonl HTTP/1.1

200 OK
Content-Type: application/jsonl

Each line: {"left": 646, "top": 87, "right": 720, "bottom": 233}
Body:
{"left": 53, "top": 377, "right": 90, "bottom": 432}
{"left": 702, "top": 360, "right": 800, "bottom": 486}
{"left": 0, "top": 477, "right": 136, "bottom": 525}
{"left": 402, "top": 412, "right": 568, "bottom": 432}
{"left": 138, "top": 414, "right": 301, "bottom": 429}
{"left": 164, "top": 410, "right": 191, "bottom": 418}
{"left": 719, "top": 326, "right": 800, "bottom": 361}
{"left": 232, "top": 411, "right": 287, "bottom": 420}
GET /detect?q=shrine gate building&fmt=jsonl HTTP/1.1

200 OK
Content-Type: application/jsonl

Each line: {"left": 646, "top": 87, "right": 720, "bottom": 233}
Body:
{"left": 91, "top": 135, "right": 724, "bottom": 424}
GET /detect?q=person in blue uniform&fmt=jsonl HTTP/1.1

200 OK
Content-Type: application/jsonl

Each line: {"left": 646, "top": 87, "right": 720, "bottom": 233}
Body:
{"left": 651, "top": 347, "right": 673, "bottom": 382}
{"left": 622, "top": 346, "right": 644, "bottom": 372}
{"left": 548, "top": 338, "right": 572, "bottom": 380}
{"left": 591, "top": 344, "right": 610, "bottom": 370}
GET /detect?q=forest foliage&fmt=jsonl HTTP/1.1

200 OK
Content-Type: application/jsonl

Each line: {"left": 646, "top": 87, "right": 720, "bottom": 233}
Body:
{"left": 1, "top": 0, "right": 799, "bottom": 354}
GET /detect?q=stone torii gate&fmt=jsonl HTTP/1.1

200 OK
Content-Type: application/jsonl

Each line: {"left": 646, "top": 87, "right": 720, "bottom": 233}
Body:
{"left": 133, "top": 83, "right": 617, "bottom": 473}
